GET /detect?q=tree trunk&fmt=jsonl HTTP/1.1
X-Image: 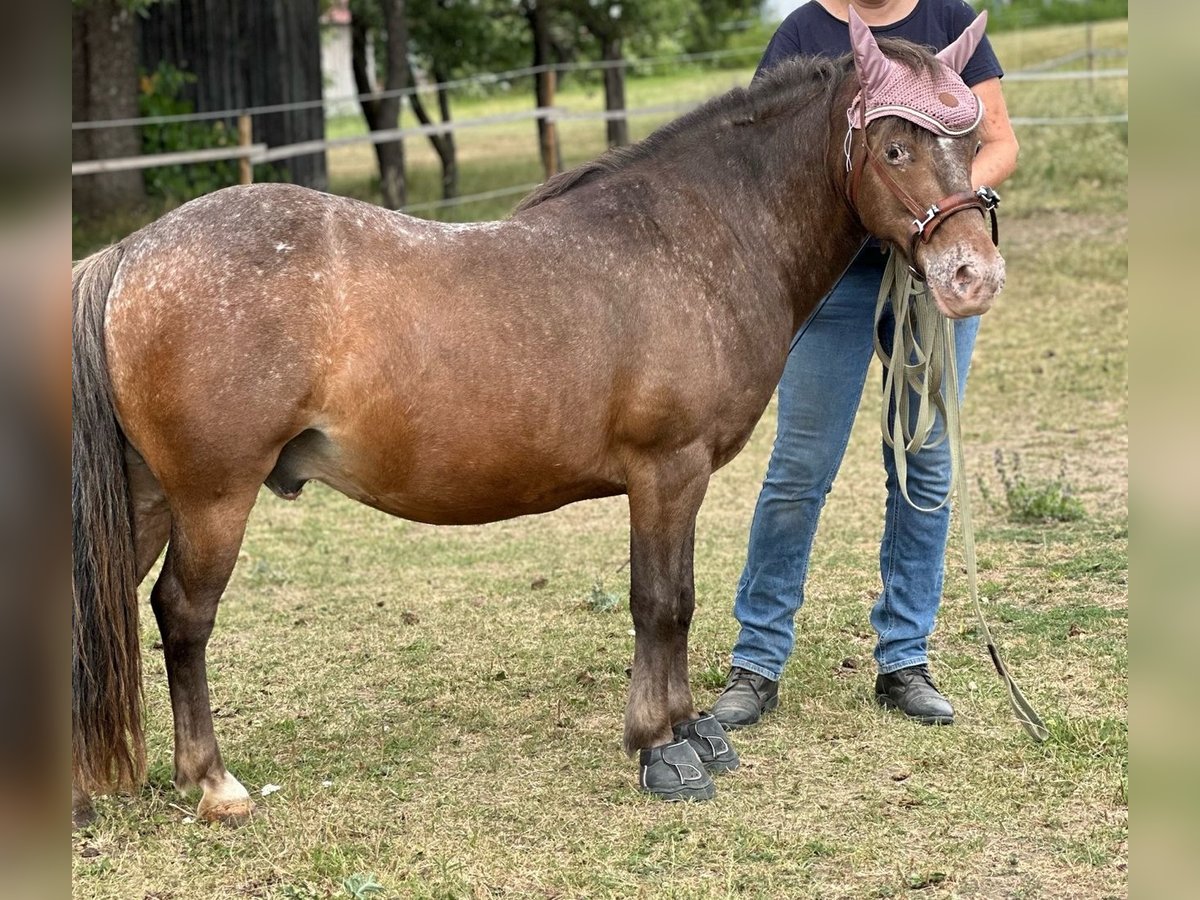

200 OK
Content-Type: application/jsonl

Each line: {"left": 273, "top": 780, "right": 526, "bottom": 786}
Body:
{"left": 527, "top": 2, "right": 562, "bottom": 175}
{"left": 72, "top": 0, "right": 146, "bottom": 221}
{"left": 407, "top": 63, "right": 458, "bottom": 200}
{"left": 602, "top": 36, "right": 629, "bottom": 149}
{"left": 72, "top": 6, "right": 90, "bottom": 173}
{"left": 352, "top": 1, "right": 408, "bottom": 209}
{"left": 435, "top": 75, "right": 458, "bottom": 200}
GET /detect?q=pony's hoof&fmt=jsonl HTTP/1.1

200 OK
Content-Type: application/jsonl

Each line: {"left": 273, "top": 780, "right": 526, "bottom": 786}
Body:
{"left": 197, "top": 797, "right": 256, "bottom": 826}
{"left": 72, "top": 800, "right": 96, "bottom": 830}
{"left": 196, "top": 772, "right": 255, "bottom": 825}
{"left": 72, "top": 784, "right": 96, "bottom": 830}
{"left": 638, "top": 739, "right": 716, "bottom": 801}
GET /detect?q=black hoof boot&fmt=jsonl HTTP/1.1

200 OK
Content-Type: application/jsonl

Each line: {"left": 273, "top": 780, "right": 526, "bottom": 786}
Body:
{"left": 673, "top": 712, "right": 740, "bottom": 773}
{"left": 638, "top": 739, "right": 716, "bottom": 801}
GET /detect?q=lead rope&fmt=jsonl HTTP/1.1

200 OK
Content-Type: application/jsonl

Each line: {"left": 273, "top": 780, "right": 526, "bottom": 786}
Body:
{"left": 876, "top": 250, "right": 1049, "bottom": 742}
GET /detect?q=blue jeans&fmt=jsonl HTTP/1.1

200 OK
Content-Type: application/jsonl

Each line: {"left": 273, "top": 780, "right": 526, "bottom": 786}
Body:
{"left": 730, "top": 251, "right": 979, "bottom": 679}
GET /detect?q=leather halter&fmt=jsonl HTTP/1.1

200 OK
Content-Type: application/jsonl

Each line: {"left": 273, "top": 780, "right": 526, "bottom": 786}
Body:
{"left": 844, "top": 90, "right": 999, "bottom": 282}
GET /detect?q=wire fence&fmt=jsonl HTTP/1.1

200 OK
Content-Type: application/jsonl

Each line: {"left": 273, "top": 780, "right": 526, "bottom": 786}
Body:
{"left": 70, "top": 46, "right": 765, "bottom": 132}
{"left": 72, "top": 35, "right": 1128, "bottom": 217}
{"left": 69, "top": 68, "right": 1129, "bottom": 177}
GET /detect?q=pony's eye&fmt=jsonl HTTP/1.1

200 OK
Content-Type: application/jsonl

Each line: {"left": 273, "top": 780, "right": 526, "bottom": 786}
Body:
{"left": 975, "top": 141, "right": 983, "bottom": 156}
{"left": 886, "top": 144, "right": 905, "bottom": 163}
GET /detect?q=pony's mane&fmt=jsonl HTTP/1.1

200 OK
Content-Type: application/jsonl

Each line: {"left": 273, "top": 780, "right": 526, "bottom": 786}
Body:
{"left": 515, "top": 39, "right": 940, "bottom": 213}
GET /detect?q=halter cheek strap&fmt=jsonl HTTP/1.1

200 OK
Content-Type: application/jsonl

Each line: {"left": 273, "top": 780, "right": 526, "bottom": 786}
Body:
{"left": 905, "top": 186, "right": 1000, "bottom": 281}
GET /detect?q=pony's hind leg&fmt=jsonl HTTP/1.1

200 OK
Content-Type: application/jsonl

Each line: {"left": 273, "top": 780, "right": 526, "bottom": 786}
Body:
{"left": 128, "top": 446, "right": 172, "bottom": 582}
{"left": 150, "top": 487, "right": 259, "bottom": 824}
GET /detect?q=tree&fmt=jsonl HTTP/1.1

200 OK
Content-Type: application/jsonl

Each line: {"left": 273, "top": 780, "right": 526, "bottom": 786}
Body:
{"left": 406, "top": 0, "right": 517, "bottom": 200}
{"left": 351, "top": 0, "right": 410, "bottom": 209}
{"left": 517, "top": 1, "right": 566, "bottom": 174}
{"left": 683, "top": 1, "right": 767, "bottom": 53}
{"left": 72, "top": 0, "right": 151, "bottom": 219}
{"left": 562, "top": 1, "right": 691, "bottom": 148}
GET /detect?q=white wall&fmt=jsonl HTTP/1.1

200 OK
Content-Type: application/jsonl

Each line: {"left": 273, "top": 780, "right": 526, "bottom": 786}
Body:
{"left": 321, "top": 23, "right": 375, "bottom": 117}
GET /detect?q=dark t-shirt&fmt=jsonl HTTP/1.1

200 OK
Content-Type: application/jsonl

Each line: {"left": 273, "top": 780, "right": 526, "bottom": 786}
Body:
{"left": 755, "top": 0, "right": 1004, "bottom": 86}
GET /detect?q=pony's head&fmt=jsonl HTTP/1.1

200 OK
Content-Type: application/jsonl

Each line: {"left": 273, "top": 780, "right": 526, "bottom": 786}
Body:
{"left": 845, "top": 8, "right": 1004, "bottom": 318}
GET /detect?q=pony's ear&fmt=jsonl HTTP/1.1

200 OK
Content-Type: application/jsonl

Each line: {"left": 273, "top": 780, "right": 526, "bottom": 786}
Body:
{"left": 849, "top": 7, "right": 892, "bottom": 94}
{"left": 936, "top": 10, "right": 989, "bottom": 74}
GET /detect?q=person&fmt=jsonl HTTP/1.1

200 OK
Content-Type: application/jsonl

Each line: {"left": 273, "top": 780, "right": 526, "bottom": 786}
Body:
{"left": 711, "top": 0, "right": 1019, "bottom": 730}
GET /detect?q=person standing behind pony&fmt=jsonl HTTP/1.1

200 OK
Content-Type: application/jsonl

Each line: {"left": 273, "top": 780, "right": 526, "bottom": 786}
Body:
{"left": 712, "top": 0, "right": 1019, "bottom": 730}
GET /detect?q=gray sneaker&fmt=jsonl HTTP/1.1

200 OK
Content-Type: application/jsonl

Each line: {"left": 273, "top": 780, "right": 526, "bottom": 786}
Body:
{"left": 711, "top": 666, "right": 780, "bottom": 730}
{"left": 875, "top": 665, "right": 955, "bottom": 725}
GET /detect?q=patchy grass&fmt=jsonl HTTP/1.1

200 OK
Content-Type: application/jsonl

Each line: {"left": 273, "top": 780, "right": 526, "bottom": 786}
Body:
{"left": 979, "top": 450, "right": 1088, "bottom": 523}
{"left": 72, "top": 20, "right": 1126, "bottom": 900}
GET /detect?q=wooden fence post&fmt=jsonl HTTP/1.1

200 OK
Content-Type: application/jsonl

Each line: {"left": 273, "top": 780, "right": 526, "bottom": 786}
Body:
{"left": 1086, "top": 21, "right": 1095, "bottom": 93}
{"left": 540, "top": 69, "right": 558, "bottom": 180}
{"left": 238, "top": 114, "right": 254, "bottom": 184}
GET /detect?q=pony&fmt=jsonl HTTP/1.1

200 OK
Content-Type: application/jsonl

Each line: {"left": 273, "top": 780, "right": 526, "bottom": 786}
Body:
{"left": 72, "top": 11, "right": 1002, "bottom": 823}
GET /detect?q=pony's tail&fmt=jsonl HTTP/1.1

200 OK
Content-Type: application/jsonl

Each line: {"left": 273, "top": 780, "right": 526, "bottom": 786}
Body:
{"left": 72, "top": 243, "right": 144, "bottom": 793}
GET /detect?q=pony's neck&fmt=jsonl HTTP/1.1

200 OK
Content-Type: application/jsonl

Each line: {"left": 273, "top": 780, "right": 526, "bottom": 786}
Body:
{"left": 514, "top": 69, "right": 867, "bottom": 334}
{"left": 710, "top": 74, "right": 867, "bottom": 332}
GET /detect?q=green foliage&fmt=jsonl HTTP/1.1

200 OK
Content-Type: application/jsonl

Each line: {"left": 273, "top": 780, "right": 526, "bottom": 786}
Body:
{"left": 272, "top": 873, "right": 385, "bottom": 899}
{"left": 972, "top": 0, "right": 1128, "bottom": 31}
{"left": 583, "top": 581, "right": 622, "bottom": 613}
{"left": 72, "top": 0, "right": 165, "bottom": 11}
{"left": 981, "top": 449, "right": 1087, "bottom": 523}
{"left": 407, "top": 0, "right": 528, "bottom": 78}
{"left": 683, "top": 0, "right": 768, "bottom": 54}
{"left": 342, "top": 873, "right": 386, "bottom": 898}
{"left": 562, "top": 0, "right": 691, "bottom": 52}
{"left": 356, "top": 1, "right": 769, "bottom": 110}
{"left": 276, "top": 884, "right": 322, "bottom": 900}
{"left": 138, "top": 62, "right": 238, "bottom": 203}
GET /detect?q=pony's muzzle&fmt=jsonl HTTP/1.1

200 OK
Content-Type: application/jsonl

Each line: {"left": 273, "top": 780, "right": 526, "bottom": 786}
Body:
{"left": 922, "top": 242, "right": 1005, "bottom": 319}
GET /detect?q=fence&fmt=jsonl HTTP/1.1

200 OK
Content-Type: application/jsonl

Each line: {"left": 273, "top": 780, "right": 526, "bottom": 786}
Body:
{"left": 72, "top": 34, "right": 1128, "bottom": 217}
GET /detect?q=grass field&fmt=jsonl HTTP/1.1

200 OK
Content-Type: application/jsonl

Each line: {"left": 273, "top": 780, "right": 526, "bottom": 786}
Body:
{"left": 72, "top": 21, "right": 1127, "bottom": 900}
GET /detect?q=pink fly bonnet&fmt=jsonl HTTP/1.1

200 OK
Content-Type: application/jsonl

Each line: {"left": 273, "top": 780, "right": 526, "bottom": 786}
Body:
{"left": 847, "top": 7, "right": 989, "bottom": 137}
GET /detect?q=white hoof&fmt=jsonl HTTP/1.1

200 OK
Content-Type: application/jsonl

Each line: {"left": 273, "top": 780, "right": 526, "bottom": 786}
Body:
{"left": 196, "top": 772, "right": 254, "bottom": 825}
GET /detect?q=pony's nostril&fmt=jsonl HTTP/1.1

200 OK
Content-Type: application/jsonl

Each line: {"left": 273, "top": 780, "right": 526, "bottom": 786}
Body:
{"left": 953, "top": 264, "right": 978, "bottom": 292}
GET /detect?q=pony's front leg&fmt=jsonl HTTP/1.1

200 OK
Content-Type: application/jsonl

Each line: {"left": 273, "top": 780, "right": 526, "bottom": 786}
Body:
{"left": 624, "top": 453, "right": 717, "bottom": 801}
{"left": 150, "top": 489, "right": 259, "bottom": 825}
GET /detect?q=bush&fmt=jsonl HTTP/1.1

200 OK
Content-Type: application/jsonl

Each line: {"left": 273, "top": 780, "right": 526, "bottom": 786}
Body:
{"left": 138, "top": 62, "right": 238, "bottom": 203}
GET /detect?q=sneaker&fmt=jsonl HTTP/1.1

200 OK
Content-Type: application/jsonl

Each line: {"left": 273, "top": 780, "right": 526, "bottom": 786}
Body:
{"left": 672, "top": 712, "right": 740, "bottom": 773}
{"left": 711, "top": 666, "right": 780, "bottom": 730}
{"left": 638, "top": 739, "right": 716, "bottom": 801}
{"left": 874, "top": 665, "right": 955, "bottom": 725}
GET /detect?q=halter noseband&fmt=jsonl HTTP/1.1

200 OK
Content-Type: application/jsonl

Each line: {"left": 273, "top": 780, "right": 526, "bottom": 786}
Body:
{"left": 844, "top": 90, "right": 1000, "bottom": 282}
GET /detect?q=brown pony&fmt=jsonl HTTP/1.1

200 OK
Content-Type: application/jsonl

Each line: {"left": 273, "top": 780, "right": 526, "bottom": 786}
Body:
{"left": 72, "top": 34, "right": 1003, "bottom": 824}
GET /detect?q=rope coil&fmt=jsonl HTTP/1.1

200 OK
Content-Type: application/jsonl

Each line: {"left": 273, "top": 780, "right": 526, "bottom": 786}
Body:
{"left": 877, "top": 250, "right": 1049, "bottom": 742}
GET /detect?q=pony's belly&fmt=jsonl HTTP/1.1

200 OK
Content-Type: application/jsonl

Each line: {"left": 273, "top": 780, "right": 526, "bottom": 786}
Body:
{"left": 321, "top": 468, "right": 625, "bottom": 526}
{"left": 277, "top": 427, "right": 625, "bottom": 525}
